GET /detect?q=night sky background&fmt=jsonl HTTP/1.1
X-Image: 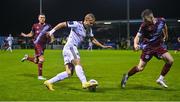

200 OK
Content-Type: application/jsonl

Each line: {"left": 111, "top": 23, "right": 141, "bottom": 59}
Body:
{"left": 0, "top": 0, "right": 180, "bottom": 36}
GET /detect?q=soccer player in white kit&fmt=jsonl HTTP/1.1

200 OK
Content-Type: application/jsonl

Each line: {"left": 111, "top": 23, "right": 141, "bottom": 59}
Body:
{"left": 44, "top": 13, "right": 112, "bottom": 91}
{"left": 6, "top": 34, "right": 13, "bottom": 52}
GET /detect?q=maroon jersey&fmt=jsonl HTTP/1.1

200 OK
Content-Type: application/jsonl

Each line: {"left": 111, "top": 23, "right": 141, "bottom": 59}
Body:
{"left": 138, "top": 18, "right": 166, "bottom": 50}
{"left": 31, "top": 23, "right": 51, "bottom": 46}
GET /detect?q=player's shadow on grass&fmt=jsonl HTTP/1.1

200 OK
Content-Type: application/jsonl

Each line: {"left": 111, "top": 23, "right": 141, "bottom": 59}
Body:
{"left": 54, "top": 81, "right": 108, "bottom": 93}
{"left": 95, "top": 87, "right": 119, "bottom": 93}
{"left": 53, "top": 80, "right": 85, "bottom": 92}
{"left": 18, "top": 73, "right": 37, "bottom": 79}
{"left": 127, "top": 85, "right": 162, "bottom": 90}
{"left": 124, "top": 84, "right": 177, "bottom": 91}
{"left": 67, "top": 86, "right": 118, "bottom": 93}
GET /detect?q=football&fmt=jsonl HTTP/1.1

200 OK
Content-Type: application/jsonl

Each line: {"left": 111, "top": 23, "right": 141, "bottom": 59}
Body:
{"left": 88, "top": 79, "right": 98, "bottom": 92}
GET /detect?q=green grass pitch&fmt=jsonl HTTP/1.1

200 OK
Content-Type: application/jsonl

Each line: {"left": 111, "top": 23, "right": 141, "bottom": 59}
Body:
{"left": 0, "top": 49, "right": 180, "bottom": 101}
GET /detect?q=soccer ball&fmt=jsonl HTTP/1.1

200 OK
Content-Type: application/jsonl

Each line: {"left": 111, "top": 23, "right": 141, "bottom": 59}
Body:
{"left": 88, "top": 79, "right": 98, "bottom": 92}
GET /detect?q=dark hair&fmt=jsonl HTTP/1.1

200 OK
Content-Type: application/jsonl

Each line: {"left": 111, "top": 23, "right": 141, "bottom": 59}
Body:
{"left": 141, "top": 9, "right": 153, "bottom": 19}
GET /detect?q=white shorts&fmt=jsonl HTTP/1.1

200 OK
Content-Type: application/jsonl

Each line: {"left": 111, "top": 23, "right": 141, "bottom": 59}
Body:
{"left": 63, "top": 45, "right": 80, "bottom": 65}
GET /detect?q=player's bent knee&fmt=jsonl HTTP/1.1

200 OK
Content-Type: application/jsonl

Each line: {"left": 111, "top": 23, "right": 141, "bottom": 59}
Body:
{"left": 66, "top": 71, "right": 72, "bottom": 77}
{"left": 168, "top": 59, "right": 174, "bottom": 65}
{"left": 66, "top": 70, "right": 74, "bottom": 77}
{"left": 39, "top": 60, "right": 44, "bottom": 64}
{"left": 38, "top": 56, "right": 45, "bottom": 62}
{"left": 66, "top": 63, "right": 75, "bottom": 76}
{"left": 137, "top": 67, "right": 144, "bottom": 71}
{"left": 72, "top": 59, "right": 81, "bottom": 66}
{"left": 39, "top": 58, "right": 45, "bottom": 63}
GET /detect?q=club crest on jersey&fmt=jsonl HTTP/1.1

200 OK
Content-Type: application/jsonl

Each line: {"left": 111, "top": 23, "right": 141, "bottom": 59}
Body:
{"left": 36, "top": 30, "right": 39, "bottom": 33}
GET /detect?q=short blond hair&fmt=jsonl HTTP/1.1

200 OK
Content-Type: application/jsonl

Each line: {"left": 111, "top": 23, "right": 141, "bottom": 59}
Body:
{"left": 85, "top": 13, "right": 96, "bottom": 20}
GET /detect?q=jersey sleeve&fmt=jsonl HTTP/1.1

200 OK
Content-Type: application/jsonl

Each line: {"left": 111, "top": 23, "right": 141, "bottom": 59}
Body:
{"left": 66, "top": 21, "right": 78, "bottom": 28}
{"left": 161, "top": 18, "right": 166, "bottom": 23}
{"left": 47, "top": 24, "right": 52, "bottom": 31}
{"left": 160, "top": 18, "right": 166, "bottom": 28}
{"left": 137, "top": 24, "right": 144, "bottom": 37}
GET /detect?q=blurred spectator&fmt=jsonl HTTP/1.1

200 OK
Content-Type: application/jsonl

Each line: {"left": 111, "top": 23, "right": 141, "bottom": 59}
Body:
{"left": 1, "top": 38, "right": 9, "bottom": 51}
{"left": 174, "top": 36, "right": 180, "bottom": 53}
{"left": 6, "top": 34, "right": 14, "bottom": 52}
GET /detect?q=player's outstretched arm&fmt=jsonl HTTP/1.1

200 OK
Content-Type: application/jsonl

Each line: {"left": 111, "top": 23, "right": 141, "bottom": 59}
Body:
{"left": 92, "top": 37, "right": 112, "bottom": 49}
{"left": 21, "top": 31, "right": 33, "bottom": 37}
{"left": 48, "top": 22, "right": 67, "bottom": 43}
{"left": 134, "top": 33, "right": 140, "bottom": 51}
{"left": 49, "top": 22, "right": 67, "bottom": 36}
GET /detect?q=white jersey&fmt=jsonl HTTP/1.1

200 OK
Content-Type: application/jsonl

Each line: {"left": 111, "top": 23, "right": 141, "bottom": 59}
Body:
{"left": 65, "top": 21, "right": 94, "bottom": 47}
{"left": 6, "top": 36, "right": 13, "bottom": 45}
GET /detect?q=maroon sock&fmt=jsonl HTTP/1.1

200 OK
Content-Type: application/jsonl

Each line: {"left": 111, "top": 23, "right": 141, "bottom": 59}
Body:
{"left": 128, "top": 66, "right": 140, "bottom": 76}
{"left": 38, "top": 63, "right": 43, "bottom": 76}
{"left": 27, "top": 57, "right": 35, "bottom": 63}
{"left": 161, "top": 63, "right": 172, "bottom": 76}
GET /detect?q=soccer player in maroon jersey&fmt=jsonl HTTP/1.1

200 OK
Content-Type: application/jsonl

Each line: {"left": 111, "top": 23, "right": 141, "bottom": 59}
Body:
{"left": 21, "top": 13, "right": 52, "bottom": 80}
{"left": 121, "top": 9, "right": 174, "bottom": 88}
{"left": 174, "top": 37, "right": 180, "bottom": 53}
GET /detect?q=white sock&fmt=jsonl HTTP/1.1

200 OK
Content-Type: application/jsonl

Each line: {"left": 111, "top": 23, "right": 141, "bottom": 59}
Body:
{"left": 75, "top": 65, "right": 87, "bottom": 84}
{"left": 158, "top": 75, "right": 164, "bottom": 80}
{"left": 48, "top": 71, "right": 68, "bottom": 83}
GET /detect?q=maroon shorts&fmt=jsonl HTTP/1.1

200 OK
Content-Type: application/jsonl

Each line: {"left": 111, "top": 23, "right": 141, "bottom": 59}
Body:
{"left": 34, "top": 44, "right": 45, "bottom": 57}
{"left": 141, "top": 46, "right": 168, "bottom": 62}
